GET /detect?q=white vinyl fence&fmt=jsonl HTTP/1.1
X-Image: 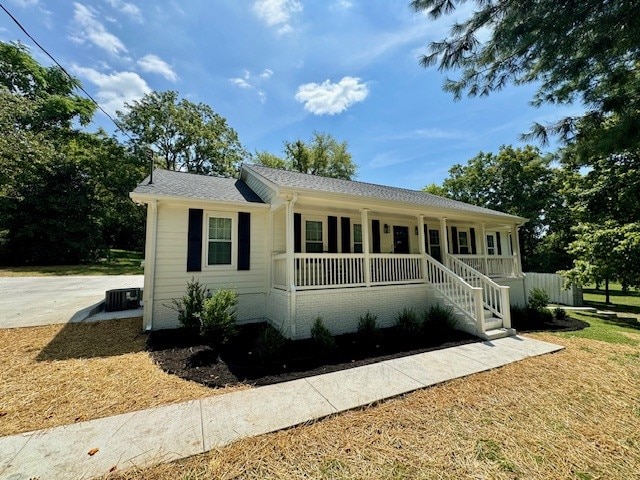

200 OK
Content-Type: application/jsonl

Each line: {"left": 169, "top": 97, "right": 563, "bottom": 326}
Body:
{"left": 524, "top": 272, "right": 583, "bottom": 306}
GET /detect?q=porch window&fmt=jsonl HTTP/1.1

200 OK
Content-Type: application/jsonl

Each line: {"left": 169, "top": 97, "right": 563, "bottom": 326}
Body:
{"left": 207, "top": 216, "right": 232, "bottom": 265}
{"left": 458, "top": 230, "right": 470, "bottom": 254}
{"left": 429, "top": 229, "right": 441, "bottom": 261}
{"left": 305, "top": 220, "right": 324, "bottom": 253}
{"left": 486, "top": 234, "right": 496, "bottom": 255}
{"left": 353, "top": 223, "right": 363, "bottom": 253}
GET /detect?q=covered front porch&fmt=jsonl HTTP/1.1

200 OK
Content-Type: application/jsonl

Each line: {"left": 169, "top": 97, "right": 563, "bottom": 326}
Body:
{"left": 266, "top": 196, "right": 522, "bottom": 339}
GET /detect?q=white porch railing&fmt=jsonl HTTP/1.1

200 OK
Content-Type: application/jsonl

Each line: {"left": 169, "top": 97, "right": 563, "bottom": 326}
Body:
{"left": 424, "top": 255, "right": 485, "bottom": 333}
{"left": 453, "top": 254, "right": 519, "bottom": 277}
{"left": 446, "top": 254, "right": 511, "bottom": 329}
{"left": 370, "top": 254, "right": 423, "bottom": 285}
{"left": 272, "top": 253, "right": 287, "bottom": 290}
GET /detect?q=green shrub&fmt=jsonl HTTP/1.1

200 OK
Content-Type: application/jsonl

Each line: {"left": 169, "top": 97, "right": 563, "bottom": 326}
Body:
{"left": 200, "top": 288, "right": 238, "bottom": 351}
{"left": 424, "top": 304, "right": 457, "bottom": 336}
{"left": 311, "top": 317, "right": 336, "bottom": 353}
{"left": 528, "top": 287, "right": 550, "bottom": 312}
{"left": 395, "top": 307, "right": 421, "bottom": 337}
{"left": 554, "top": 307, "right": 568, "bottom": 320}
{"left": 254, "top": 324, "right": 287, "bottom": 363}
{"left": 357, "top": 311, "right": 380, "bottom": 346}
{"left": 171, "top": 277, "right": 206, "bottom": 331}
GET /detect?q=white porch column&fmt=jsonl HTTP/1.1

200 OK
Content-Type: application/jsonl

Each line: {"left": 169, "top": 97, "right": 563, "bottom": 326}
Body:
{"left": 481, "top": 222, "right": 488, "bottom": 275}
{"left": 512, "top": 224, "right": 523, "bottom": 276}
{"left": 417, "top": 215, "right": 427, "bottom": 282}
{"left": 440, "top": 217, "right": 449, "bottom": 263}
{"left": 286, "top": 196, "right": 298, "bottom": 336}
{"left": 361, "top": 208, "right": 371, "bottom": 286}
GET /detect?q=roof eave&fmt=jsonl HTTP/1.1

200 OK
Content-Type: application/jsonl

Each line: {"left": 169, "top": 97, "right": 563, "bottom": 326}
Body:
{"left": 129, "top": 191, "right": 269, "bottom": 209}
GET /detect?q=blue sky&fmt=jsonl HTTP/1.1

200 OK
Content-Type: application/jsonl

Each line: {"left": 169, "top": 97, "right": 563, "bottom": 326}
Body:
{"left": 1, "top": 0, "right": 577, "bottom": 189}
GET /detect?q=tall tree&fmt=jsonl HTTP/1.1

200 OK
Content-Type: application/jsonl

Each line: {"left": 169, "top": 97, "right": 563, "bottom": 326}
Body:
{"left": 411, "top": 0, "right": 640, "bottom": 155}
{"left": 0, "top": 41, "right": 94, "bottom": 130}
{"left": 117, "top": 91, "right": 248, "bottom": 177}
{"left": 563, "top": 222, "right": 640, "bottom": 303}
{"left": 253, "top": 132, "right": 357, "bottom": 180}
{"left": 426, "top": 145, "right": 560, "bottom": 270}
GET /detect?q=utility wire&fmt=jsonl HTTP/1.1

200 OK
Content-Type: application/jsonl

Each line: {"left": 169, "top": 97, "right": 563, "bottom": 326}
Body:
{"left": 0, "top": 1, "right": 134, "bottom": 141}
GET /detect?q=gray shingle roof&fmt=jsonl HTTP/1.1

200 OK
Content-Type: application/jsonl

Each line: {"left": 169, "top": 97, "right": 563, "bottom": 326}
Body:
{"left": 132, "top": 169, "right": 264, "bottom": 204}
{"left": 245, "top": 164, "right": 523, "bottom": 220}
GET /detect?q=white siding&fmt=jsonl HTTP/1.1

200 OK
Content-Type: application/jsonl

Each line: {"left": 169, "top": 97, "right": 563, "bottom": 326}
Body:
{"left": 292, "top": 284, "right": 429, "bottom": 339}
{"left": 243, "top": 170, "right": 278, "bottom": 203}
{"left": 151, "top": 203, "right": 269, "bottom": 330}
{"left": 494, "top": 276, "right": 526, "bottom": 307}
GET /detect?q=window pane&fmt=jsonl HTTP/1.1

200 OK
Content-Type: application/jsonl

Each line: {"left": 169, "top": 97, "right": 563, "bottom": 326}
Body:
{"left": 353, "top": 224, "right": 362, "bottom": 243}
{"left": 305, "top": 221, "right": 323, "bottom": 242}
{"left": 306, "top": 242, "right": 323, "bottom": 253}
{"left": 458, "top": 231, "right": 469, "bottom": 247}
{"left": 353, "top": 244, "right": 363, "bottom": 253}
{"left": 429, "top": 230, "right": 440, "bottom": 245}
{"left": 486, "top": 235, "right": 495, "bottom": 248}
{"left": 208, "top": 241, "right": 231, "bottom": 265}
{"left": 209, "top": 217, "right": 231, "bottom": 241}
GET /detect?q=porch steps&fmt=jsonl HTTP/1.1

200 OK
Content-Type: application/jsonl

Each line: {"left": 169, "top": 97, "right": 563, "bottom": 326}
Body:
{"left": 479, "top": 327, "right": 517, "bottom": 341}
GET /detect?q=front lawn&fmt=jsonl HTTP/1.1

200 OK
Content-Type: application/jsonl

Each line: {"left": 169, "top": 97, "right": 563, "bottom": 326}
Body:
{"left": 105, "top": 310, "right": 640, "bottom": 480}
{"left": 0, "top": 249, "right": 144, "bottom": 276}
{"left": 583, "top": 282, "right": 640, "bottom": 315}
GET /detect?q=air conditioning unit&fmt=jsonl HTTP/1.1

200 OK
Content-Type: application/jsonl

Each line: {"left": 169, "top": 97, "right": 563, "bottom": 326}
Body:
{"left": 105, "top": 288, "right": 141, "bottom": 312}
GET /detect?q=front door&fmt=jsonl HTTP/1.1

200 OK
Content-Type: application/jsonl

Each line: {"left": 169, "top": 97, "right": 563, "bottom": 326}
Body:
{"left": 393, "top": 226, "right": 410, "bottom": 253}
{"left": 428, "top": 229, "right": 442, "bottom": 262}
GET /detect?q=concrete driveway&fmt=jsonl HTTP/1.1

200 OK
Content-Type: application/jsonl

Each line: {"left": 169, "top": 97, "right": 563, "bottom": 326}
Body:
{"left": 0, "top": 275, "right": 143, "bottom": 328}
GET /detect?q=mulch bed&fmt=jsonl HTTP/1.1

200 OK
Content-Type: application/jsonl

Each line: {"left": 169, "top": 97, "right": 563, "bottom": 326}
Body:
{"left": 148, "top": 325, "right": 477, "bottom": 388}
{"left": 512, "top": 313, "right": 589, "bottom": 333}
{"left": 148, "top": 314, "right": 588, "bottom": 389}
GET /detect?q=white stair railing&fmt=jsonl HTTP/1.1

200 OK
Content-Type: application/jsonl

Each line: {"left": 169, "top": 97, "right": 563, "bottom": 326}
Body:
{"left": 424, "top": 255, "right": 485, "bottom": 333}
{"left": 445, "top": 254, "right": 511, "bottom": 329}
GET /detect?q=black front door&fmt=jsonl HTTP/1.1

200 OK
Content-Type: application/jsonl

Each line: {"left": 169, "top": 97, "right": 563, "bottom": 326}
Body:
{"left": 393, "top": 226, "right": 410, "bottom": 253}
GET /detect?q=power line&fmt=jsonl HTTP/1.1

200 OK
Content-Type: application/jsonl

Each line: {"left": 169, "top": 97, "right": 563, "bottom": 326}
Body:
{"left": 0, "top": 1, "right": 134, "bottom": 141}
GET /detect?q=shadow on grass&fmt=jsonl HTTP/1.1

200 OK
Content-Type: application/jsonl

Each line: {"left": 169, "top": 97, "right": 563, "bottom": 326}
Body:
{"left": 36, "top": 317, "right": 146, "bottom": 361}
{"left": 583, "top": 299, "right": 640, "bottom": 316}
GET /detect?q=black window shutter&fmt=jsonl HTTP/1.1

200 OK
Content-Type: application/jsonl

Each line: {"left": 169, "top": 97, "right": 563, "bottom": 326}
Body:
{"left": 328, "top": 216, "right": 338, "bottom": 253}
{"left": 451, "top": 226, "right": 459, "bottom": 254}
{"left": 187, "top": 208, "right": 203, "bottom": 272}
{"left": 294, "top": 213, "right": 302, "bottom": 253}
{"left": 424, "top": 224, "right": 429, "bottom": 251}
{"left": 496, "top": 231, "right": 502, "bottom": 255}
{"left": 372, "top": 220, "right": 381, "bottom": 253}
{"left": 341, "top": 217, "right": 351, "bottom": 253}
{"left": 470, "top": 227, "right": 477, "bottom": 254}
{"left": 237, "top": 212, "right": 250, "bottom": 270}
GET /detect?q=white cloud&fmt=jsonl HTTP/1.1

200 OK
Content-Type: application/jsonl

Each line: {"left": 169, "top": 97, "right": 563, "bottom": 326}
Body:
{"left": 331, "top": 0, "right": 353, "bottom": 11}
{"left": 229, "top": 69, "right": 273, "bottom": 103}
{"left": 253, "top": 0, "right": 302, "bottom": 34}
{"left": 10, "top": 0, "right": 41, "bottom": 6}
{"left": 104, "top": 0, "right": 143, "bottom": 23}
{"left": 295, "top": 76, "right": 369, "bottom": 115}
{"left": 260, "top": 68, "right": 273, "bottom": 79}
{"left": 137, "top": 54, "right": 178, "bottom": 82}
{"left": 72, "top": 65, "right": 150, "bottom": 115}
{"left": 71, "top": 3, "right": 127, "bottom": 56}
{"left": 386, "top": 128, "right": 468, "bottom": 141}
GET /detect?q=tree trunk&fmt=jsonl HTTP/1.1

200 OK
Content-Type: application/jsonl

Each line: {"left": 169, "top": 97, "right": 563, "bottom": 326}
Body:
{"left": 605, "top": 277, "right": 610, "bottom": 305}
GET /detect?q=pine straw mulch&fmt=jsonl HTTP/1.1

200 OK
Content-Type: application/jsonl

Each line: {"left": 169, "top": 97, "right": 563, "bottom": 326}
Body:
{"left": 0, "top": 318, "right": 246, "bottom": 437}
{"left": 106, "top": 331, "right": 640, "bottom": 480}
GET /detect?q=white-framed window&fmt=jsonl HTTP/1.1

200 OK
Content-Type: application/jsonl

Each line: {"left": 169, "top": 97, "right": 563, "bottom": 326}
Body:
{"left": 353, "top": 223, "right": 363, "bottom": 253}
{"left": 486, "top": 234, "right": 496, "bottom": 255}
{"left": 304, "top": 217, "right": 325, "bottom": 253}
{"left": 205, "top": 213, "right": 236, "bottom": 267}
{"left": 457, "top": 229, "right": 470, "bottom": 254}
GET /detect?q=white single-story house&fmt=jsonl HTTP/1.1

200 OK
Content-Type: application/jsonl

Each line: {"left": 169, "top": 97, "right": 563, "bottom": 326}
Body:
{"left": 130, "top": 164, "right": 528, "bottom": 340}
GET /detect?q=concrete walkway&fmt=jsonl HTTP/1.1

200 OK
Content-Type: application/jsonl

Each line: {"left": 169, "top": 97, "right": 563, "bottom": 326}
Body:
{"left": 0, "top": 335, "right": 563, "bottom": 480}
{"left": 0, "top": 275, "right": 143, "bottom": 328}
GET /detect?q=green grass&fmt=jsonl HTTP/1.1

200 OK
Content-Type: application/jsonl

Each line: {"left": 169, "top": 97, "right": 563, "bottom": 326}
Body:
{"left": 582, "top": 282, "right": 640, "bottom": 315}
{"left": 558, "top": 312, "right": 640, "bottom": 345}
{"left": 0, "top": 249, "right": 144, "bottom": 276}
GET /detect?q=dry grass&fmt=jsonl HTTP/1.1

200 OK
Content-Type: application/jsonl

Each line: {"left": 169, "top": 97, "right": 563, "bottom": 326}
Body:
{"left": 107, "top": 331, "right": 640, "bottom": 480}
{"left": 0, "top": 318, "right": 246, "bottom": 436}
